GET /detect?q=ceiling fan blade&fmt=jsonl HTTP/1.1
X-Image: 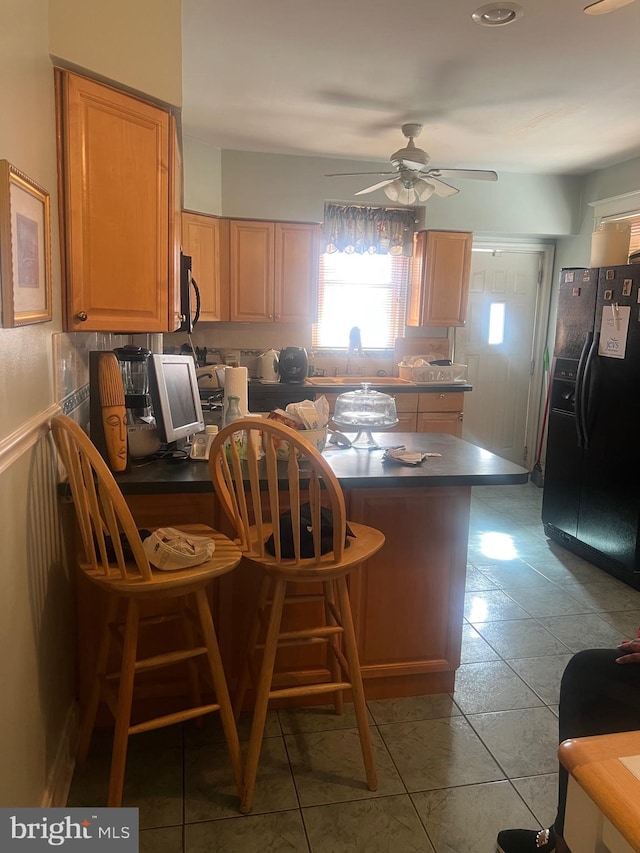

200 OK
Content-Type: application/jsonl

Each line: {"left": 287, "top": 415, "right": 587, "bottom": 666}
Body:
{"left": 325, "top": 171, "right": 396, "bottom": 177}
{"left": 354, "top": 178, "right": 398, "bottom": 195}
{"left": 426, "top": 177, "right": 460, "bottom": 198}
{"left": 583, "top": 0, "right": 636, "bottom": 14}
{"left": 426, "top": 168, "right": 498, "bottom": 182}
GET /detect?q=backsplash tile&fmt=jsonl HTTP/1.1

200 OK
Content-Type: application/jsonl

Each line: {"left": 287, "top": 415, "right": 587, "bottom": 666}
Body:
{"left": 52, "top": 331, "right": 129, "bottom": 413}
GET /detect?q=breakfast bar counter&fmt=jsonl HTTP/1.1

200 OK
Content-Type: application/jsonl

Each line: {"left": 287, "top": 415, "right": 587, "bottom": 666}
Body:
{"left": 115, "top": 432, "right": 525, "bottom": 493}
{"left": 103, "top": 433, "right": 527, "bottom": 706}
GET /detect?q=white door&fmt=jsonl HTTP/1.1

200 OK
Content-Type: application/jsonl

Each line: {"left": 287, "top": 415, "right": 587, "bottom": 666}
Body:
{"left": 455, "top": 247, "right": 550, "bottom": 466}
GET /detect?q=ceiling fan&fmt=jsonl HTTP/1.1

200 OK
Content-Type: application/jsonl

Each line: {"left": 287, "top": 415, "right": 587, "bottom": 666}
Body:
{"left": 583, "top": 0, "right": 637, "bottom": 13}
{"left": 325, "top": 123, "right": 498, "bottom": 205}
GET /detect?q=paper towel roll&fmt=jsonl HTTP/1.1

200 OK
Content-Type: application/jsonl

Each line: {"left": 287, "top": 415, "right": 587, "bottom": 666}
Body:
{"left": 224, "top": 366, "right": 248, "bottom": 421}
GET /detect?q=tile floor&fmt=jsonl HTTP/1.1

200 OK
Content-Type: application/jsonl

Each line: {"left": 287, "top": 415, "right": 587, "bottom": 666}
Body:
{"left": 67, "top": 482, "right": 640, "bottom": 852}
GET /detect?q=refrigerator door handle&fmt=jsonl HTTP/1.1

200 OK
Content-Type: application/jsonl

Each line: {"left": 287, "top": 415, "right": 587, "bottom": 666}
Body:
{"left": 574, "top": 331, "right": 592, "bottom": 449}
{"left": 580, "top": 332, "right": 599, "bottom": 450}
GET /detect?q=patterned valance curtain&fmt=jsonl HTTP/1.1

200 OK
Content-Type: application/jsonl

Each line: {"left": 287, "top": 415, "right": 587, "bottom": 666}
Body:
{"left": 323, "top": 203, "right": 416, "bottom": 256}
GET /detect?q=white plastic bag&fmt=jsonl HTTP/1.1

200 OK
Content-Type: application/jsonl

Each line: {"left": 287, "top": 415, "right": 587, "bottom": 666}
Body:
{"left": 142, "top": 527, "right": 215, "bottom": 571}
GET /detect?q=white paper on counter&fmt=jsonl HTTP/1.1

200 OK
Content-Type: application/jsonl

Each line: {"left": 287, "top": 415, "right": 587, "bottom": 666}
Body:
{"left": 598, "top": 304, "right": 630, "bottom": 359}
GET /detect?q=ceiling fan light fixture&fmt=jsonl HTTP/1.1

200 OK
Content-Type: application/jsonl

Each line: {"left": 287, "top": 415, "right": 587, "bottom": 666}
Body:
{"left": 471, "top": 3, "right": 523, "bottom": 26}
{"left": 397, "top": 186, "right": 418, "bottom": 205}
{"left": 414, "top": 179, "right": 436, "bottom": 202}
{"left": 383, "top": 180, "right": 417, "bottom": 205}
{"left": 383, "top": 180, "right": 402, "bottom": 202}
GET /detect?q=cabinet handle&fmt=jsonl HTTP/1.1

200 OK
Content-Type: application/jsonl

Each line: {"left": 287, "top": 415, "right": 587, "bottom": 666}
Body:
{"left": 274, "top": 314, "right": 280, "bottom": 320}
{"left": 458, "top": 414, "right": 463, "bottom": 421}
{"left": 75, "top": 311, "right": 88, "bottom": 322}
{"left": 439, "top": 393, "right": 445, "bottom": 399}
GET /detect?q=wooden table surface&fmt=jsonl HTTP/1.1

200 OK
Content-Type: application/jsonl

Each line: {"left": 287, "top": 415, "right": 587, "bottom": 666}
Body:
{"left": 559, "top": 731, "right": 640, "bottom": 852}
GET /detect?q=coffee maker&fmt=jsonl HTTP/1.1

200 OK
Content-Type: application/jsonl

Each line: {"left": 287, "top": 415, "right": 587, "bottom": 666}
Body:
{"left": 113, "top": 346, "right": 161, "bottom": 458}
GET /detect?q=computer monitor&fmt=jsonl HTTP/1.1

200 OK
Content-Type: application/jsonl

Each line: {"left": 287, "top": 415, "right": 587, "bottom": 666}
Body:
{"left": 148, "top": 354, "right": 204, "bottom": 447}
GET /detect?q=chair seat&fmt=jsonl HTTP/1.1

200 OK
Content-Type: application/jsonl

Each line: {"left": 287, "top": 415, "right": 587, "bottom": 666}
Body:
{"left": 243, "top": 521, "right": 385, "bottom": 579}
{"left": 83, "top": 526, "right": 242, "bottom": 596}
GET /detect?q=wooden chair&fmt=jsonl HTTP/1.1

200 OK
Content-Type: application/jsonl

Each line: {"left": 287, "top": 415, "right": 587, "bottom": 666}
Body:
{"left": 51, "top": 414, "right": 243, "bottom": 807}
{"left": 208, "top": 416, "right": 386, "bottom": 814}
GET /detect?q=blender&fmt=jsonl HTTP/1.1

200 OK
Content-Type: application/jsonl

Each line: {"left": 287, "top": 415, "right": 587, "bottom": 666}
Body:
{"left": 114, "top": 346, "right": 161, "bottom": 458}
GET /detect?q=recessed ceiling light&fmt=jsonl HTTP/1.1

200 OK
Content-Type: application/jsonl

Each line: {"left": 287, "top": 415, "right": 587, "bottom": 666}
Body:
{"left": 472, "top": 3, "right": 524, "bottom": 26}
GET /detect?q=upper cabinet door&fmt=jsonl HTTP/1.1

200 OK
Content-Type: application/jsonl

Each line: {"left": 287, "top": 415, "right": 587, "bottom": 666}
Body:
{"left": 168, "top": 117, "right": 183, "bottom": 333}
{"left": 182, "top": 212, "right": 229, "bottom": 322}
{"left": 57, "top": 71, "right": 173, "bottom": 332}
{"left": 229, "top": 220, "right": 275, "bottom": 322}
{"left": 274, "top": 222, "right": 320, "bottom": 323}
{"left": 407, "top": 230, "right": 472, "bottom": 327}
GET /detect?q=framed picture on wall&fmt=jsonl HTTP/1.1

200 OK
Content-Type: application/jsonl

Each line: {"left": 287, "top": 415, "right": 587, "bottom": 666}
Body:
{"left": 0, "top": 160, "right": 52, "bottom": 327}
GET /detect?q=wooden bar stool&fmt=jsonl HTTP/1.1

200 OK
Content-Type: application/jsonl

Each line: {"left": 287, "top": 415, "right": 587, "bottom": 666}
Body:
{"left": 51, "top": 415, "right": 243, "bottom": 807}
{"left": 208, "top": 417, "right": 386, "bottom": 814}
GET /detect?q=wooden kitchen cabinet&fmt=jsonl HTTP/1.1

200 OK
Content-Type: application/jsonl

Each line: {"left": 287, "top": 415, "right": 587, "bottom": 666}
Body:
{"left": 417, "top": 392, "right": 464, "bottom": 437}
{"left": 55, "top": 70, "right": 181, "bottom": 332}
{"left": 229, "top": 219, "right": 320, "bottom": 323}
{"left": 407, "top": 230, "right": 472, "bottom": 327}
{"left": 182, "top": 211, "right": 229, "bottom": 322}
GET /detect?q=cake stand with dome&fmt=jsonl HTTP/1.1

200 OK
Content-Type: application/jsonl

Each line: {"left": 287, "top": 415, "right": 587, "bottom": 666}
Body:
{"left": 332, "top": 383, "right": 399, "bottom": 449}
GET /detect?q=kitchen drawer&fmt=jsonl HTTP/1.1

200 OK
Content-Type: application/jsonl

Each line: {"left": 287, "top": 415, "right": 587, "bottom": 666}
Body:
{"left": 391, "top": 392, "right": 419, "bottom": 414}
{"left": 418, "top": 392, "right": 464, "bottom": 413}
{"left": 416, "top": 412, "right": 463, "bottom": 437}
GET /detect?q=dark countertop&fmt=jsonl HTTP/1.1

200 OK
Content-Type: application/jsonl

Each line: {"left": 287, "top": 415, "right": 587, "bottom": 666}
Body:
{"left": 116, "top": 433, "right": 528, "bottom": 495}
{"left": 245, "top": 380, "right": 472, "bottom": 414}
{"left": 250, "top": 380, "right": 472, "bottom": 394}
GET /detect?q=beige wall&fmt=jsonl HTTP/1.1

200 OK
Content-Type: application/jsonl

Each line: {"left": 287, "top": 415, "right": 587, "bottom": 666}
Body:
{"left": 0, "top": 0, "right": 73, "bottom": 807}
{"left": 183, "top": 135, "right": 223, "bottom": 215}
{"left": 48, "top": 0, "right": 182, "bottom": 107}
{"left": 0, "top": 0, "right": 183, "bottom": 808}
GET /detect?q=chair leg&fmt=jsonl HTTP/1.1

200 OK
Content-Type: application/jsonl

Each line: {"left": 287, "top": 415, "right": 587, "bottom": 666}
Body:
{"left": 180, "top": 597, "right": 203, "bottom": 723}
{"left": 194, "top": 589, "right": 244, "bottom": 799}
{"left": 77, "top": 594, "right": 119, "bottom": 763}
{"left": 323, "top": 579, "right": 344, "bottom": 716}
{"left": 335, "top": 576, "right": 377, "bottom": 792}
{"left": 233, "top": 574, "right": 271, "bottom": 720}
{"left": 241, "top": 576, "right": 287, "bottom": 814}
{"left": 108, "top": 599, "right": 140, "bottom": 807}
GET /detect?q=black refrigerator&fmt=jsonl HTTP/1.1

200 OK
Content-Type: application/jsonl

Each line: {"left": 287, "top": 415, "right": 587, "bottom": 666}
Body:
{"left": 542, "top": 264, "right": 640, "bottom": 588}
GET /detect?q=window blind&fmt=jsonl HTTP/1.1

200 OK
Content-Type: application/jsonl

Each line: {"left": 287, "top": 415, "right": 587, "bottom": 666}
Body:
{"left": 602, "top": 212, "right": 640, "bottom": 255}
{"left": 313, "top": 251, "right": 409, "bottom": 349}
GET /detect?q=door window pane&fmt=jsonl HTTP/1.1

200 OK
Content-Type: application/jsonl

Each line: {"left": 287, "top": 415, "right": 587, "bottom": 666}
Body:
{"left": 488, "top": 302, "right": 505, "bottom": 345}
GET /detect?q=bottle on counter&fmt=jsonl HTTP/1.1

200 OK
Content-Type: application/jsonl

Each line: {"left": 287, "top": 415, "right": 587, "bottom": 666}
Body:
{"left": 224, "top": 394, "right": 246, "bottom": 460}
{"left": 224, "top": 394, "right": 243, "bottom": 426}
{"left": 189, "top": 425, "right": 218, "bottom": 461}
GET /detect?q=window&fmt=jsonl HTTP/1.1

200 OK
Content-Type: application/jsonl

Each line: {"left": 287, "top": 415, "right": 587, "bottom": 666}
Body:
{"left": 625, "top": 214, "right": 640, "bottom": 254}
{"left": 601, "top": 212, "right": 640, "bottom": 255}
{"left": 488, "top": 302, "right": 505, "bottom": 345}
{"left": 313, "top": 251, "right": 409, "bottom": 349}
